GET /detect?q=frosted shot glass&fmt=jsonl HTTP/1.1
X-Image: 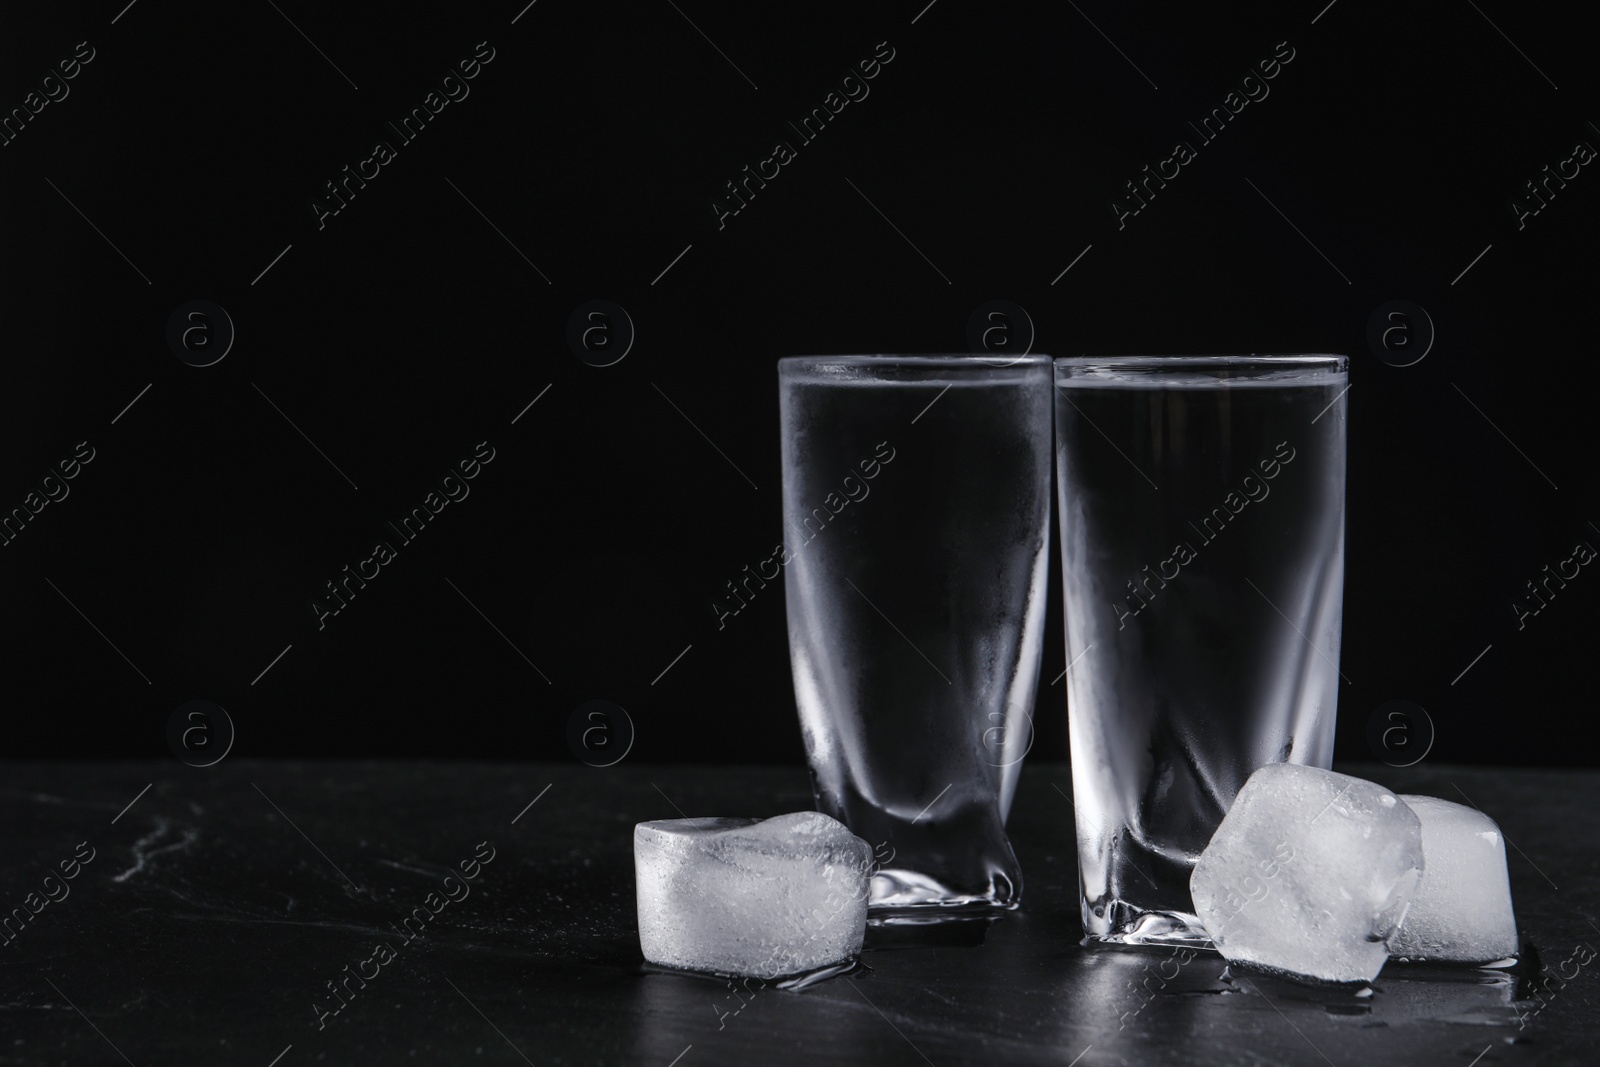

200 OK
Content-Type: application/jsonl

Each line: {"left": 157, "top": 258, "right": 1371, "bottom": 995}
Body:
{"left": 779, "top": 355, "right": 1053, "bottom": 916}
{"left": 1054, "top": 355, "right": 1348, "bottom": 944}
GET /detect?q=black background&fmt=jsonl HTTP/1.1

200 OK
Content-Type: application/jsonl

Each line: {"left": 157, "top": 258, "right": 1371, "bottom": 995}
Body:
{"left": 1, "top": 0, "right": 1594, "bottom": 765}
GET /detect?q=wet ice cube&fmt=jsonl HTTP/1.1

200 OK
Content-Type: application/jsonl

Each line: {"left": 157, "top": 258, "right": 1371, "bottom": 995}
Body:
{"left": 1390, "top": 795, "right": 1518, "bottom": 963}
{"left": 634, "top": 811, "right": 872, "bottom": 978}
{"left": 1191, "top": 763, "right": 1423, "bottom": 984}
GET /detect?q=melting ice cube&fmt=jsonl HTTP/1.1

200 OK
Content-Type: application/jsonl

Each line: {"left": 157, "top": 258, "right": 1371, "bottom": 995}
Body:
{"left": 634, "top": 812, "right": 872, "bottom": 978}
{"left": 1390, "top": 794, "right": 1518, "bottom": 963}
{"left": 1191, "top": 764, "right": 1423, "bottom": 983}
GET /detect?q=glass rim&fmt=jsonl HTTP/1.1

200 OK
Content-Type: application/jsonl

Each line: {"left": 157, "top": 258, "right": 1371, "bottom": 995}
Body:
{"left": 1054, "top": 354, "right": 1347, "bottom": 386}
{"left": 1054, "top": 354, "right": 1345, "bottom": 370}
{"left": 780, "top": 353, "right": 1050, "bottom": 370}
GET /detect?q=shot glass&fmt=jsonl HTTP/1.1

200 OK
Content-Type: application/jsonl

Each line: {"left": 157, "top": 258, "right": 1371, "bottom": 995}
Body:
{"left": 1054, "top": 355, "right": 1349, "bottom": 944}
{"left": 778, "top": 355, "right": 1053, "bottom": 915}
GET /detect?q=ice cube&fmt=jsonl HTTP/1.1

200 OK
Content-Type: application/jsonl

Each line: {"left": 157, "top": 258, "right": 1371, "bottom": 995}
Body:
{"left": 1190, "top": 764, "right": 1424, "bottom": 983}
{"left": 1389, "top": 795, "right": 1518, "bottom": 963}
{"left": 634, "top": 811, "right": 872, "bottom": 978}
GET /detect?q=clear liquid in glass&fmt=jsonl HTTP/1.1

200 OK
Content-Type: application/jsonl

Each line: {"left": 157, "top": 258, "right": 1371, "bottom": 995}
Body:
{"left": 1054, "top": 357, "right": 1347, "bottom": 944}
{"left": 781, "top": 356, "right": 1053, "bottom": 914}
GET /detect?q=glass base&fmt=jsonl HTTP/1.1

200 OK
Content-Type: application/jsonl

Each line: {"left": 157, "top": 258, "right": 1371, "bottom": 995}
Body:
{"left": 867, "top": 867, "right": 1019, "bottom": 919}
{"left": 1082, "top": 907, "right": 1215, "bottom": 949}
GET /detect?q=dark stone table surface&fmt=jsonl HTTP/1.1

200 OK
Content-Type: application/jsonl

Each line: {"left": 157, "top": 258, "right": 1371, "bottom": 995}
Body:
{"left": 1, "top": 760, "right": 1595, "bottom": 1066}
